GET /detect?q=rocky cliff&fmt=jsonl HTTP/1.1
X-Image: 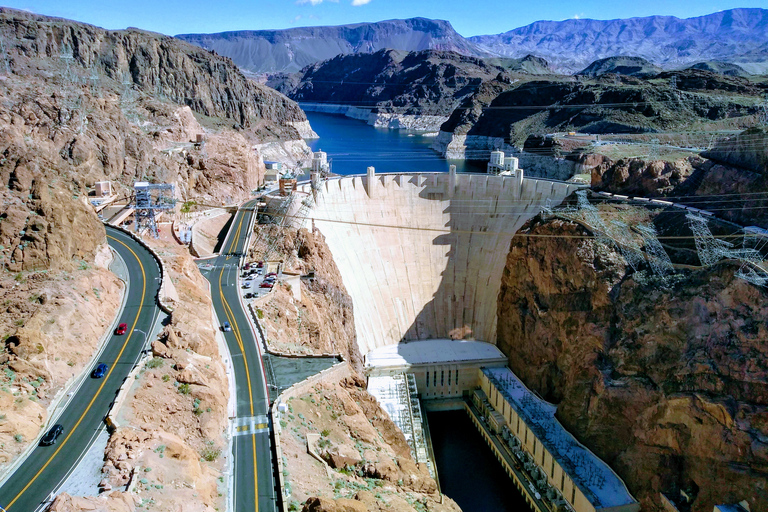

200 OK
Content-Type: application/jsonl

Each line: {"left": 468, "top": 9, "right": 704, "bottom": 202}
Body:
{"left": 250, "top": 226, "right": 362, "bottom": 370}
{"left": 0, "top": 7, "right": 308, "bottom": 139}
{"left": 496, "top": 213, "right": 768, "bottom": 512}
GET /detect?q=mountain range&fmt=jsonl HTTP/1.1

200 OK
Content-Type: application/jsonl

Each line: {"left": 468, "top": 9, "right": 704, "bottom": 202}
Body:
{"left": 176, "top": 8, "right": 768, "bottom": 75}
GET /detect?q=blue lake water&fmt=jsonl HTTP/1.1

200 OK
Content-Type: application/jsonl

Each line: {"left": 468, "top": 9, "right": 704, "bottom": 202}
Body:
{"left": 305, "top": 111, "right": 486, "bottom": 176}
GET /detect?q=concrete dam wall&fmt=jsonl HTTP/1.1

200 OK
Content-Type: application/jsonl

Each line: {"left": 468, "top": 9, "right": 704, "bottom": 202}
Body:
{"left": 298, "top": 172, "right": 582, "bottom": 355}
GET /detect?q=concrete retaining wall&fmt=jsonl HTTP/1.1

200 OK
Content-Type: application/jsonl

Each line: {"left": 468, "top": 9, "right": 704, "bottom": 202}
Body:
{"left": 298, "top": 173, "right": 583, "bottom": 354}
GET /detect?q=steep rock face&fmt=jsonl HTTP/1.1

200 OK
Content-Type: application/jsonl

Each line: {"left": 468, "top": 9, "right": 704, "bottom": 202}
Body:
{"left": 470, "top": 8, "right": 768, "bottom": 73}
{"left": 0, "top": 8, "right": 307, "bottom": 138}
{"left": 497, "top": 217, "right": 768, "bottom": 512}
{"left": 589, "top": 154, "right": 700, "bottom": 197}
{"left": 177, "top": 18, "right": 487, "bottom": 74}
{"left": 251, "top": 226, "right": 361, "bottom": 370}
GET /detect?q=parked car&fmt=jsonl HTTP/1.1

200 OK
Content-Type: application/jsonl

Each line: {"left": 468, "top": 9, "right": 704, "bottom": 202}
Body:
{"left": 242, "top": 282, "right": 252, "bottom": 289}
{"left": 92, "top": 363, "right": 108, "bottom": 379}
{"left": 264, "top": 278, "right": 276, "bottom": 284}
{"left": 221, "top": 321, "right": 232, "bottom": 332}
{"left": 266, "top": 272, "right": 277, "bottom": 277}
{"left": 244, "top": 263, "right": 251, "bottom": 270}
{"left": 115, "top": 323, "right": 127, "bottom": 335}
{"left": 260, "top": 282, "right": 273, "bottom": 289}
{"left": 40, "top": 424, "right": 64, "bottom": 446}
{"left": 256, "top": 261, "right": 264, "bottom": 268}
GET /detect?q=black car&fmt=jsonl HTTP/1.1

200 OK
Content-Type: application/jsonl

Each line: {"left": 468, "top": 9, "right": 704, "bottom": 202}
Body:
{"left": 40, "top": 424, "right": 63, "bottom": 446}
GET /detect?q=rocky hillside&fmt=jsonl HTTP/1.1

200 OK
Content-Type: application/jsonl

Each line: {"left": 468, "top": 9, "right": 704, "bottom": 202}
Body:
{"left": 0, "top": 6, "right": 310, "bottom": 501}
{"left": 497, "top": 211, "right": 768, "bottom": 512}
{"left": 281, "top": 373, "right": 460, "bottom": 512}
{"left": 434, "top": 70, "right": 765, "bottom": 153}
{"left": 250, "top": 225, "right": 362, "bottom": 369}
{"left": 576, "top": 56, "right": 662, "bottom": 78}
{"left": 0, "top": 7, "right": 308, "bottom": 140}
{"left": 177, "top": 18, "right": 487, "bottom": 74}
{"left": 588, "top": 127, "right": 768, "bottom": 228}
{"left": 470, "top": 8, "right": 768, "bottom": 74}
{"left": 269, "top": 49, "right": 551, "bottom": 118}
{"left": 687, "top": 61, "right": 751, "bottom": 78}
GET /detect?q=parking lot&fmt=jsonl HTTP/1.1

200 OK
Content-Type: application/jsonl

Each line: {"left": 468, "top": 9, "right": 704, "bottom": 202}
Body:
{"left": 240, "top": 261, "right": 280, "bottom": 302}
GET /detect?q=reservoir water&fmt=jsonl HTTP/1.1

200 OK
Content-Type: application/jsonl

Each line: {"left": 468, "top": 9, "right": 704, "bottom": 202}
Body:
{"left": 305, "top": 111, "right": 485, "bottom": 176}
{"left": 428, "top": 410, "right": 528, "bottom": 511}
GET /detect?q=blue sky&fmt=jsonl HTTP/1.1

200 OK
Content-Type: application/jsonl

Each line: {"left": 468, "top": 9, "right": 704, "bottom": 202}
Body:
{"left": 4, "top": 1, "right": 767, "bottom": 36}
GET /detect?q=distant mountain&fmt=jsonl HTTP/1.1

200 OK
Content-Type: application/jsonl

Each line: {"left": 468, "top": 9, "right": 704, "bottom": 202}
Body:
{"left": 577, "top": 56, "right": 662, "bottom": 78}
{"left": 268, "top": 49, "right": 552, "bottom": 117}
{"left": 687, "top": 61, "right": 751, "bottom": 77}
{"left": 177, "top": 18, "right": 487, "bottom": 73}
{"left": 470, "top": 8, "right": 768, "bottom": 73}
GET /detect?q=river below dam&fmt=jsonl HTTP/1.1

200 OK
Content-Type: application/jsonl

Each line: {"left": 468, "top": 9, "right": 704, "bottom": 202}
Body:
{"left": 428, "top": 410, "right": 528, "bottom": 511}
{"left": 305, "top": 111, "right": 486, "bottom": 175}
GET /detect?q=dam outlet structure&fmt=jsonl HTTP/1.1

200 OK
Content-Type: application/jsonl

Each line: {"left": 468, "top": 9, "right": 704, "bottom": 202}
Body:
{"left": 296, "top": 167, "right": 584, "bottom": 356}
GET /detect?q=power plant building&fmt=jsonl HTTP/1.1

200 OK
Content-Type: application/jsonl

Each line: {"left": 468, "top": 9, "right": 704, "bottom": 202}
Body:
{"left": 476, "top": 367, "right": 640, "bottom": 512}
{"left": 365, "top": 339, "right": 507, "bottom": 399}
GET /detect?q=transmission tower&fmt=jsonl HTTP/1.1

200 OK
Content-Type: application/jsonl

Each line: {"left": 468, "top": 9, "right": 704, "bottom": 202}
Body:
{"left": 648, "top": 138, "right": 660, "bottom": 161}
{"left": 133, "top": 182, "right": 176, "bottom": 238}
{"left": 760, "top": 93, "right": 768, "bottom": 126}
{"left": 686, "top": 213, "right": 733, "bottom": 266}
{"left": 636, "top": 224, "right": 674, "bottom": 278}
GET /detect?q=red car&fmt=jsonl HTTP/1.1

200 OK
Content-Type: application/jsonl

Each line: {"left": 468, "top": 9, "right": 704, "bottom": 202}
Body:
{"left": 115, "top": 323, "right": 127, "bottom": 335}
{"left": 256, "top": 261, "right": 264, "bottom": 268}
{"left": 259, "top": 282, "right": 273, "bottom": 289}
{"left": 244, "top": 263, "right": 251, "bottom": 270}
{"left": 266, "top": 272, "right": 277, "bottom": 277}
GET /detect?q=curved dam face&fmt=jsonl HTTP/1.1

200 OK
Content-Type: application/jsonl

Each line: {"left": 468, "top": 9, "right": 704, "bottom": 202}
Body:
{"left": 299, "top": 172, "right": 582, "bottom": 356}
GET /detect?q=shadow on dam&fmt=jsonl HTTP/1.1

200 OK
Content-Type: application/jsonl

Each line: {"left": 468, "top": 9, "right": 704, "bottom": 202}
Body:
{"left": 428, "top": 410, "right": 527, "bottom": 511}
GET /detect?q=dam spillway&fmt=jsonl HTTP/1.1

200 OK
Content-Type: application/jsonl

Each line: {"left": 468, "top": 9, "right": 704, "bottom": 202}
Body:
{"left": 298, "top": 171, "right": 582, "bottom": 356}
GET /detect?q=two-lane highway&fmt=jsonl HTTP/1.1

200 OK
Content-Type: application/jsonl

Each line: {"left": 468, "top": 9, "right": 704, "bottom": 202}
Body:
{"left": 200, "top": 199, "right": 277, "bottom": 512}
{"left": 0, "top": 227, "right": 163, "bottom": 512}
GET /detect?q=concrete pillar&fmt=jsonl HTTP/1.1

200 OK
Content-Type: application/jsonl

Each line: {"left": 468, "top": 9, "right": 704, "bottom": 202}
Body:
{"left": 517, "top": 168, "right": 524, "bottom": 199}
{"left": 448, "top": 165, "right": 456, "bottom": 198}
{"left": 366, "top": 166, "right": 376, "bottom": 197}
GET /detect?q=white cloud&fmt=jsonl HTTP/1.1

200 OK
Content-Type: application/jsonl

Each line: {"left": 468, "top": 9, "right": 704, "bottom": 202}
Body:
{"left": 572, "top": 13, "right": 585, "bottom": 19}
{"left": 351, "top": 0, "right": 372, "bottom": 5}
{"left": 296, "top": 0, "right": 323, "bottom": 5}
{"left": 290, "top": 15, "right": 303, "bottom": 23}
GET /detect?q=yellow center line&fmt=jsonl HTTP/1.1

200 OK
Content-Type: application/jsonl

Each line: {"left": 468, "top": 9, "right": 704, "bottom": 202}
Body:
{"left": 217, "top": 208, "right": 259, "bottom": 512}
{"left": 5, "top": 233, "right": 148, "bottom": 510}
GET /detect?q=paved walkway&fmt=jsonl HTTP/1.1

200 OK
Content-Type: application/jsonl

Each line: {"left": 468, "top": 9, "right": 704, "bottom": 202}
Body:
{"left": 56, "top": 427, "right": 111, "bottom": 497}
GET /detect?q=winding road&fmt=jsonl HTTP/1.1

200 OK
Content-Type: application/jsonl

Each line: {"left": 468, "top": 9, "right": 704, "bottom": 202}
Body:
{"left": 0, "top": 226, "right": 163, "bottom": 512}
{"left": 199, "top": 199, "right": 278, "bottom": 512}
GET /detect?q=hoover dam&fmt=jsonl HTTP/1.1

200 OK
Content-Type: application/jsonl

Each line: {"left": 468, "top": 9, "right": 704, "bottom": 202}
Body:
{"left": 298, "top": 168, "right": 583, "bottom": 355}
